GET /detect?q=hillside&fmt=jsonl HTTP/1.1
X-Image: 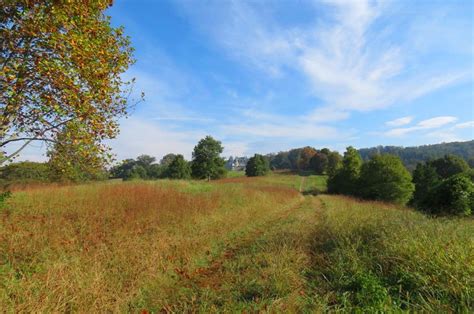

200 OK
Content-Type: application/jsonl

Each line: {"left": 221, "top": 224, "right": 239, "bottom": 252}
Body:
{"left": 359, "top": 140, "right": 474, "bottom": 170}
{"left": 1, "top": 174, "right": 472, "bottom": 312}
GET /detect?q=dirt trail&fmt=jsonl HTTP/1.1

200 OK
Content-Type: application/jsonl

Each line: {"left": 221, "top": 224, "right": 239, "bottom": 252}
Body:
{"left": 161, "top": 196, "right": 324, "bottom": 311}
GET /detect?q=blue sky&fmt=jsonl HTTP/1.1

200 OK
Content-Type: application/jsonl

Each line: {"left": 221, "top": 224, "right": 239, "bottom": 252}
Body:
{"left": 18, "top": 0, "right": 474, "bottom": 161}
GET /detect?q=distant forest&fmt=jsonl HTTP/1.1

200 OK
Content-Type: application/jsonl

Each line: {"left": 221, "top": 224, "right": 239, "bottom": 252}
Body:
{"left": 266, "top": 140, "right": 474, "bottom": 172}
{"left": 358, "top": 140, "right": 474, "bottom": 171}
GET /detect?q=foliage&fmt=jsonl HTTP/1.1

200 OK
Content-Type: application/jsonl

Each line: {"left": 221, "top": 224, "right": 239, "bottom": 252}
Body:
{"left": 298, "top": 147, "right": 317, "bottom": 170}
{"left": 164, "top": 154, "right": 191, "bottom": 179}
{"left": 0, "top": 161, "right": 50, "bottom": 184}
{"left": 0, "top": 0, "right": 138, "bottom": 165}
{"left": 327, "top": 146, "right": 362, "bottom": 195}
{"left": 310, "top": 152, "right": 328, "bottom": 174}
{"left": 47, "top": 126, "right": 108, "bottom": 182}
{"left": 411, "top": 163, "right": 440, "bottom": 209}
{"left": 245, "top": 154, "right": 270, "bottom": 177}
{"left": 268, "top": 151, "right": 291, "bottom": 170}
{"left": 326, "top": 151, "right": 342, "bottom": 176}
{"left": 160, "top": 153, "right": 177, "bottom": 167}
{"left": 420, "top": 174, "right": 473, "bottom": 216}
{"left": 359, "top": 140, "right": 474, "bottom": 171}
{"left": 358, "top": 154, "right": 414, "bottom": 205}
{"left": 428, "top": 154, "right": 470, "bottom": 179}
{"left": 191, "top": 136, "right": 226, "bottom": 180}
{"left": 411, "top": 155, "right": 473, "bottom": 215}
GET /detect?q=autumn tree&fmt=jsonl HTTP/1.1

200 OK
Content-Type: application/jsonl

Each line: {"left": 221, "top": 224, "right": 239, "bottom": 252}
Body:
{"left": 298, "top": 146, "right": 317, "bottom": 170}
{"left": 191, "top": 136, "right": 226, "bottom": 180}
{"left": 47, "top": 124, "right": 107, "bottom": 182}
{"left": 0, "top": 0, "right": 138, "bottom": 165}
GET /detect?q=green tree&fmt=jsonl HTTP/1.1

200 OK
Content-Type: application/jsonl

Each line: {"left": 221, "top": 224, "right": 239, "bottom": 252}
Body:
{"left": 110, "top": 159, "right": 136, "bottom": 179}
{"left": 191, "top": 136, "right": 226, "bottom": 180}
{"left": 245, "top": 154, "right": 270, "bottom": 177}
{"left": 327, "top": 146, "right": 362, "bottom": 195}
{"left": 424, "top": 174, "right": 474, "bottom": 216}
{"left": 358, "top": 154, "right": 414, "bottom": 205}
{"left": 288, "top": 148, "right": 303, "bottom": 170}
{"left": 165, "top": 155, "right": 191, "bottom": 179}
{"left": 411, "top": 163, "right": 440, "bottom": 209}
{"left": 326, "top": 151, "right": 342, "bottom": 176}
{"left": 0, "top": 0, "right": 139, "bottom": 165}
{"left": 310, "top": 152, "right": 329, "bottom": 175}
{"left": 160, "top": 153, "right": 177, "bottom": 167}
{"left": 0, "top": 161, "right": 50, "bottom": 184}
{"left": 428, "top": 155, "right": 470, "bottom": 179}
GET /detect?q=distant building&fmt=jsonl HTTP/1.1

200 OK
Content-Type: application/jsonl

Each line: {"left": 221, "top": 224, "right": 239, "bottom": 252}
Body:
{"left": 225, "top": 156, "right": 248, "bottom": 171}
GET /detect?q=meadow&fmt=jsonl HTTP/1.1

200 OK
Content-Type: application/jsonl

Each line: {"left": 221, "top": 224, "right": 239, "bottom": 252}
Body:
{"left": 0, "top": 173, "right": 472, "bottom": 312}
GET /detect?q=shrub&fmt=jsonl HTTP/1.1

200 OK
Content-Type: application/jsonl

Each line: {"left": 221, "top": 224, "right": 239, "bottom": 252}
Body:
{"left": 428, "top": 155, "right": 470, "bottom": 179}
{"left": 358, "top": 154, "right": 414, "bottom": 205}
{"left": 164, "top": 155, "right": 191, "bottom": 179}
{"left": 327, "top": 147, "right": 362, "bottom": 195}
{"left": 423, "top": 174, "right": 474, "bottom": 216}
{"left": 245, "top": 154, "right": 270, "bottom": 177}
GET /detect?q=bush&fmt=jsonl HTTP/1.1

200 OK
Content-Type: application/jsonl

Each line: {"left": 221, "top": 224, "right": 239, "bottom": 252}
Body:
{"left": 423, "top": 174, "right": 474, "bottom": 216}
{"left": 428, "top": 155, "right": 470, "bottom": 179}
{"left": 245, "top": 154, "right": 270, "bottom": 177}
{"left": 358, "top": 154, "right": 414, "bottom": 205}
{"left": 164, "top": 155, "right": 191, "bottom": 179}
{"left": 327, "top": 147, "right": 362, "bottom": 195}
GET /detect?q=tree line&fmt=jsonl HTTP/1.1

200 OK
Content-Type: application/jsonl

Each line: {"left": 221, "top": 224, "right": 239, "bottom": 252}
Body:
{"left": 359, "top": 141, "right": 474, "bottom": 171}
{"left": 327, "top": 147, "right": 474, "bottom": 216}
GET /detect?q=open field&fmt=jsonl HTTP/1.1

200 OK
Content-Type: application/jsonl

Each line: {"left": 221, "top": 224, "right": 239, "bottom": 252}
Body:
{"left": 1, "top": 173, "right": 473, "bottom": 312}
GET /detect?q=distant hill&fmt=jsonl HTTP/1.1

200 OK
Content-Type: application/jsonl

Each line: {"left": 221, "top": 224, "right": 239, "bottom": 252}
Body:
{"left": 358, "top": 140, "right": 474, "bottom": 171}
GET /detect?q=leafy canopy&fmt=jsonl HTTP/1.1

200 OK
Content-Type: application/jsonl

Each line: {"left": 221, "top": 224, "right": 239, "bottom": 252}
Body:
{"left": 245, "top": 154, "right": 270, "bottom": 177}
{"left": 165, "top": 155, "right": 191, "bottom": 180}
{"left": 0, "top": 0, "right": 138, "bottom": 164}
{"left": 191, "top": 136, "right": 226, "bottom": 180}
{"left": 359, "top": 154, "right": 414, "bottom": 205}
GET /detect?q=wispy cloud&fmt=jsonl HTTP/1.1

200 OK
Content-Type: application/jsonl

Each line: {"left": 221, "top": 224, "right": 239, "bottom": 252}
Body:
{"left": 385, "top": 116, "right": 458, "bottom": 137}
{"left": 386, "top": 116, "right": 414, "bottom": 127}
{"left": 178, "top": 0, "right": 469, "bottom": 115}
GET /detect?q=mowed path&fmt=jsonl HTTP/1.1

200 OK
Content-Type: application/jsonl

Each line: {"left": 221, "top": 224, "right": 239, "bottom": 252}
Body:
{"left": 144, "top": 195, "right": 325, "bottom": 312}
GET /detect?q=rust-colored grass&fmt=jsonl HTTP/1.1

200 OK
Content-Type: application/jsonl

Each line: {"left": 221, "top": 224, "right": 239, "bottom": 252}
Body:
{"left": 0, "top": 179, "right": 301, "bottom": 312}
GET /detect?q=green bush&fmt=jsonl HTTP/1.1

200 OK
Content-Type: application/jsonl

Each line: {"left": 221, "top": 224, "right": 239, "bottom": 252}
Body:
{"left": 327, "top": 147, "right": 362, "bottom": 195}
{"left": 358, "top": 154, "right": 414, "bottom": 205}
{"left": 424, "top": 174, "right": 474, "bottom": 216}
{"left": 245, "top": 154, "right": 270, "bottom": 177}
{"left": 164, "top": 155, "right": 191, "bottom": 179}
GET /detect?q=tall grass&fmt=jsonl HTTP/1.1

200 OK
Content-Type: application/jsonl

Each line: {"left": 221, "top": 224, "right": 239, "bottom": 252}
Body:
{"left": 0, "top": 179, "right": 301, "bottom": 311}
{"left": 1, "top": 175, "right": 472, "bottom": 312}
{"left": 309, "top": 195, "right": 474, "bottom": 312}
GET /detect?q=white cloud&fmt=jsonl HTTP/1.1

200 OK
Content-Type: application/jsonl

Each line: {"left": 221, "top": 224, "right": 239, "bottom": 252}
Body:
{"left": 385, "top": 116, "right": 458, "bottom": 137}
{"left": 417, "top": 116, "right": 458, "bottom": 128}
{"left": 178, "top": 0, "right": 469, "bottom": 115}
{"left": 386, "top": 116, "right": 414, "bottom": 127}
{"left": 109, "top": 117, "right": 206, "bottom": 160}
{"left": 453, "top": 121, "right": 474, "bottom": 129}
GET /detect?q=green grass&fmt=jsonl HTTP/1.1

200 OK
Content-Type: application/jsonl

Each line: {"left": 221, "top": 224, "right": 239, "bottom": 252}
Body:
{"left": 1, "top": 173, "right": 472, "bottom": 312}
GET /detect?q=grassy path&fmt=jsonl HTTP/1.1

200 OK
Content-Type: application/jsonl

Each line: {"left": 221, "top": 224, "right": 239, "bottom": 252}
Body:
{"left": 139, "top": 196, "right": 324, "bottom": 312}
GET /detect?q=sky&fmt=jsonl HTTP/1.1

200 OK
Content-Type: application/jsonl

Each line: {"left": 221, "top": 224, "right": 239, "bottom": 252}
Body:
{"left": 15, "top": 0, "right": 474, "bottom": 161}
